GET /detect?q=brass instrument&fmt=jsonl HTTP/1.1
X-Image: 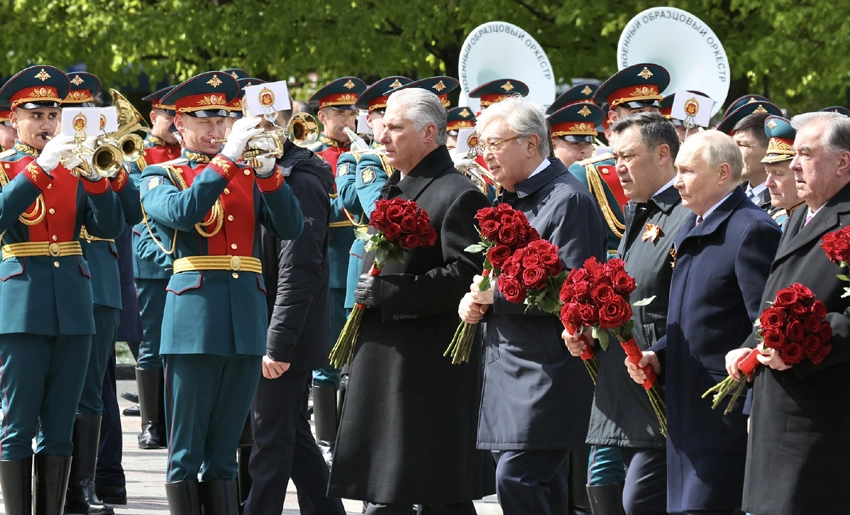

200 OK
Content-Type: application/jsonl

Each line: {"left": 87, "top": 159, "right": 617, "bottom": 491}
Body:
{"left": 40, "top": 132, "right": 121, "bottom": 180}
{"left": 212, "top": 112, "right": 319, "bottom": 166}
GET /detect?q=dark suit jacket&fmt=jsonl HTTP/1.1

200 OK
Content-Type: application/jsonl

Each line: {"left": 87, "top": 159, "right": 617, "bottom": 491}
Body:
{"left": 650, "top": 187, "right": 780, "bottom": 512}
{"left": 329, "top": 146, "right": 493, "bottom": 503}
{"left": 260, "top": 145, "right": 334, "bottom": 370}
{"left": 478, "top": 158, "right": 605, "bottom": 450}
{"left": 742, "top": 182, "right": 850, "bottom": 515}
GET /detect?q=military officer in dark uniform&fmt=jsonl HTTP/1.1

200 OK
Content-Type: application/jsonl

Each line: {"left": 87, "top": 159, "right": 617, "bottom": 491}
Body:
{"left": 571, "top": 63, "right": 670, "bottom": 257}
{"left": 126, "top": 85, "right": 182, "bottom": 450}
{"left": 468, "top": 78, "right": 529, "bottom": 114}
{"left": 446, "top": 106, "right": 476, "bottom": 150}
{"left": 0, "top": 105, "right": 16, "bottom": 151}
{"left": 62, "top": 71, "right": 143, "bottom": 515}
{"left": 306, "top": 77, "right": 367, "bottom": 460}
{"left": 0, "top": 65, "right": 124, "bottom": 515}
{"left": 547, "top": 102, "right": 604, "bottom": 169}
{"left": 761, "top": 115, "right": 804, "bottom": 228}
{"left": 139, "top": 71, "right": 303, "bottom": 514}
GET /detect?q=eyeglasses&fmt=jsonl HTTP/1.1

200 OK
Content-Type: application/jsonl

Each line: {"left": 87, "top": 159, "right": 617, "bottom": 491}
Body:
{"left": 476, "top": 135, "right": 522, "bottom": 154}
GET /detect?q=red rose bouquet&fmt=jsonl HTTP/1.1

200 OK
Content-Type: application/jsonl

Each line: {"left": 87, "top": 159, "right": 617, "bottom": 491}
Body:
{"left": 445, "top": 204, "right": 539, "bottom": 364}
{"left": 703, "top": 283, "right": 832, "bottom": 414}
{"left": 821, "top": 225, "right": 850, "bottom": 297}
{"left": 329, "top": 198, "right": 437, "bottom": 368}
{"left": 559, "top": 257, "right": 665, "bottom": 435}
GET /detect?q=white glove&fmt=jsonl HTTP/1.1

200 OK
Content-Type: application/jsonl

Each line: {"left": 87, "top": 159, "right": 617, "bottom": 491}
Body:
{"left": 221, "top": 116, "right": 263, "bottom": 162}
{"left": 36, "top": 134, "right": 77, "bottom": 173}
{"left": 254, "top": 155, "right": 277, "bottom": 178}
{"left": 65, "top": 135, "right": 98, "bottom": 172}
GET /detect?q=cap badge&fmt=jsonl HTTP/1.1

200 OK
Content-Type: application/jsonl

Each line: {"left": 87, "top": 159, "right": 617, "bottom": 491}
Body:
{"left": 230, "top": 71, "right": 240, "bottom": 79}
{"left": 581, "top": 85, "right": 593, "bottom": 96}
{"left": 70, "top": 75, "right": 84, "bottom": 86}
{"left": 638, "top": 67, "right": 654, "bottom": 80}
{"left": 753, "top": 105, "right": 769, "bottom": 114}
{"left": 389, "top": 79, "right": 403, "bottom": 89}
{"left": 501, "top": 81, "right": 515, "bottom": 92}
{"left": 207, "top": 75, "right": 223, "bottom": 88}
{"left": 767, "top": 119, "right": 778, "bottom": 130}
{"left": 433, "top": 80, "right": 447, "bottom": 92}
{"left": 459, "top": 108, "right": 471, "bottom": 118}
{"left": 343, "top": 79, "right": 356, "bottom": 90}
{"left": 578, "top": 106, "right": 592, "bottom": 117}
{"left": 34, "top": 68, "right": 52, "bottom": 82}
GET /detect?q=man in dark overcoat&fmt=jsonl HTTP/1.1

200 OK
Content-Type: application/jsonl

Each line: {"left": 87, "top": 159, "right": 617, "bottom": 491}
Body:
{"left": 327, "top": 87, "right": 492, "bottom": 515}
{"left": 726, "top": 112, "right": 850, "bottom": 515}
{"left": 565, "top": 113, "right": 691, "bottom": 515}
{"left": 627, "top": 131, "right": 780, "bottom": 515}
{"left": 457, "top": 96, "right": 604, "bottom": 515}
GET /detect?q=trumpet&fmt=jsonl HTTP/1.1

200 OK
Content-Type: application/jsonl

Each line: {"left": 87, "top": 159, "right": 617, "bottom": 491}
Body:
{"left": 41, "top": 132, "right": 123, "bottom": 180}
{"left": 212, "top": 113, "right": 319, "bottom": 166}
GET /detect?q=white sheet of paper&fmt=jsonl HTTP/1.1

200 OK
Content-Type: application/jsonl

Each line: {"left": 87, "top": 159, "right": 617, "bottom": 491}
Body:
{"left": 99, "top": 106, "right": 118, "bottom": 133}
{"left": 670, "top": 90, "right": 714, "bottom": 127}
{"left": 356, "top": 111, "right": 371, "bottom": 135}
{"left": 244, "top": 81, "right": 291, "bottom": 117}
{"left": 61, "top": 107, "right": 101, "bottom": 137}
{"left": 455, "top": 128, "right": 477, "bottom": 156}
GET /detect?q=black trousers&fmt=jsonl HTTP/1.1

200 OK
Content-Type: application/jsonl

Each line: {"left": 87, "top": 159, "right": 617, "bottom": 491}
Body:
{"left": 495, "top": 449, "right": 572, "bottom": 515}
{"left": 620, "top": 447, "right": 667, "bottom": 515}
{"left": 96, "top": 349, "right": 125, "bottom": 488}
{"left": 243, "top": 369, "right": 345, "bottom": 515}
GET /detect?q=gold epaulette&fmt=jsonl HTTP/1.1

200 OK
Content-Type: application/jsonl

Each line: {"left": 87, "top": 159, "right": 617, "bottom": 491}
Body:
{"left": 575, "top": 152, "right": 614, "bottom": 167}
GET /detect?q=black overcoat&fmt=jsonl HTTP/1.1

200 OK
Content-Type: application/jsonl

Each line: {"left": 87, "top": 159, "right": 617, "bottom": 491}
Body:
{"left": 477, "top": 159, "right": 605, "bottom": 450}
{"left": 327, "top": 146, "right": 493, "bottom": 504}
{"left": 742, "top": 183, "right": 850, "bottom": 515}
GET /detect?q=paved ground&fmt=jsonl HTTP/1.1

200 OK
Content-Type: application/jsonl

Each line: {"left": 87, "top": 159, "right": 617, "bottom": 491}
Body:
{"left": 0, "top": 380, "right": 502, "bottom": 514}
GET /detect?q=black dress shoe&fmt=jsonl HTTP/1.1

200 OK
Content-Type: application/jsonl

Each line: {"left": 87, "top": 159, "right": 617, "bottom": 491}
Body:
{"left": 122, "top": 405, "right": 140, "bottom": 417}
{"left": 138, "top": 422, "right": 167, "bottom": 449}
{"left": 120, "top": 391, "right": 139, "bottom": 404}
{"left": 95, "top": 484, "right": 127, "bottom": 505}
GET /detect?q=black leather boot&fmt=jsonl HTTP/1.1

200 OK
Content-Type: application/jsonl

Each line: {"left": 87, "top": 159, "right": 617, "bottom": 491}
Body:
{"left": 136, "top": 367, "right": 166, "bottom": 449}
{"left": 312, "top": 384, "right": 338, "bottom": 467}
{"left": 236, "top": 417, "right": 253, "bottom": 512}
{"left": 586, "top": 482, "right": 625, "bottom": 515}
{"left": 65, "top": 414, "right": 114, "bottom": 514}
{"left": 165, "top": 478, "right": 202, "bottom": 515}
{"left": 199, "top": 479, "right": 238, "bottom": 515}
{"left": 0, "top": 456, "right": 33, "bottom": 515}
{"left": 33, "top": 454, "right": 72, "bottom": 515}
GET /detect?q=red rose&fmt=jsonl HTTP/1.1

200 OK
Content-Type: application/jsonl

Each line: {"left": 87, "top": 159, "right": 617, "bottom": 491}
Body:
{"left": 761, "top": 329, "right": 786, "bottom": 349}
{"left": 560, "top": 303, "right": 582, "bottom": 332}
{"left": 577, "top": 303, "right": 599, "bottom": 326}
{"left": 384, "top": 223, "right": 402, "bottom": 241}
{"left": 803, "top": 314, "right": 822, "bottom": 334}
{"left": 611, "top": 270, "right": 637, "bottom": 297}
{"left": 820, "top": 322, "right": 832, "bottom": 342}
{"left": 786, "top": 319, "right": 804, "bottom": 342}
{"left": 773, "top": 288, "right": 798, "bottom": 308}
{"left": 779, "top": 341, "right": 805, "bottom": 365}
{"left": 527, "top": 227, "right": 540, "bottom": 242}
{"left": 498, "top": 275, "right": 526, "bottom": 303}
{"left": 832, "top": 238, "right": 850, "bottom": 263}
{"left": 526, "top": 240, "right": 549, "bottom": 252}
{"left": 480, "top": 220, "right": 500, "bottom": 239}
{"left": 502, "top": 258, "right": 522, "bottom": 278}
{"left": 791, "top": 283, "right": 815, "bottom": 302}
{"left": 425, "top": 229, "right": 437, "bottom": 247}
{"left": 790, "top": 302, "right": 808, "bottom": 319}
{"left": 591, "top": 284, "right": 616, "bottom": 304}
{"left": 606, "top": 259, "right": 626, "bottom": 272}
{"left": 496, "top": 203, "right": 513, "bottom": 213}
{"left": 567, "top": 268, "right": 590, "bottom": 284}
{"left": 487, "top": 245, "right": 512, "bottom": 269}
{"left": 759, "top": 307, "right": 786, "bottom": 331}
{"left": 522, "top": 254, "right": 541, "bottom": 268}
{"left": 516, "top": 223, "right": 528, "bottom": 241}
{"left": 400, "top": 215, "right": 417, "bottom": 233}
{"left": 803, "top": 334, "right": 822, "bottom": 357}
{"left": 573, "top": 280, "right": 591, "bottom": 301}
{"left": 416, "top": 218, "right": 432, "bottom": 235}
{"left": 541, "top": 252, "right": 562, "bottom": 275}
{"left": 821, "top": 228, "right": 850, "bottom": 264}
{"left": 598, "top": 297, "right": 632, "bottom": 329}
{"left": 386, "top": 205, "right": 404, "bottom": 223}
{"left": 521, "top": 266, "right": 548, "bottom": 290}
{"left": 475, "top": 207, "right": 497, "bottom": 222}
{"left": 559, "top": 284, "right": 575, "bottom": 303}
{"left": 498, "top": 226, "right": 518, "bottom": 246}
{"left": 810, "top": 300, "right": 827, "bottom": 319}
{"left": 370, "top": 209, "right": 387, "bottom": 230}
{"left": 811, "top": 343, "right": 832, "bottom": 364}
{"left": 400, "top": 233, "right": 421, "bottom": 249}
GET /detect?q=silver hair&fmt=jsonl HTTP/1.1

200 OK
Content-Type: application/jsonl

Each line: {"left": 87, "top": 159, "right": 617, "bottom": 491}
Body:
{"left": 387, "top": 88, "right": 447, "bottom": 145}
{"left": 475, "top": 96, "right": 550, "bottom": 158}
{"left": 685, "top": 130, "right": 744, "bottom": 181}
{"left": 791, "top": 111, "right": 850, "bottom": 155}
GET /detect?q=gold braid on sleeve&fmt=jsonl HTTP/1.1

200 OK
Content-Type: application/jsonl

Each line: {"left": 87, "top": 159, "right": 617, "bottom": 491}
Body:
{"left": 585, "top": 164, "right": 625, "bottom": 239}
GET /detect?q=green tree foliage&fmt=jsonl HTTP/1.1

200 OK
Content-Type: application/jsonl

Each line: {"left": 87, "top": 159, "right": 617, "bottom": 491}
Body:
{"left": 0, "top": 0, "right": 846, "bottom": 113}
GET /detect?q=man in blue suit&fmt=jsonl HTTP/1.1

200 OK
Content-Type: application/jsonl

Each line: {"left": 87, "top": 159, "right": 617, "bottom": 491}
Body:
{"left": 139, "top": 71, "right": 303, "bottom": 515}
{"left": 627, "top": 130, "right": 781, "bottom": 515}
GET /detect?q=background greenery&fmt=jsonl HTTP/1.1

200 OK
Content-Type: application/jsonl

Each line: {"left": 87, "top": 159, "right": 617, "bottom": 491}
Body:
{"left": 2, "top": 0, "right": 845, "bottom": 115}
